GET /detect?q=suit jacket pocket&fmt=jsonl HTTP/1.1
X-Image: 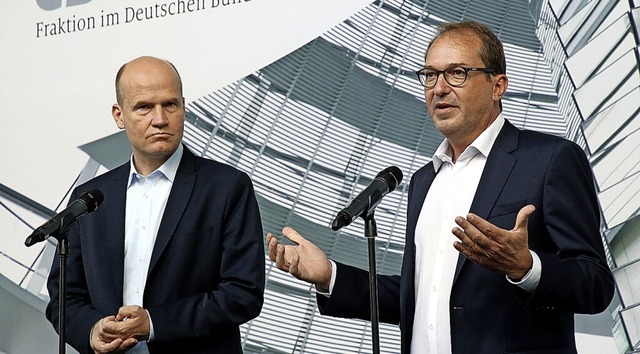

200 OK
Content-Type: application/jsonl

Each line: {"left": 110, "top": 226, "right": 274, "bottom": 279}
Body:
{"left": 489, "top": 200, "right": 527, "bottom": 218}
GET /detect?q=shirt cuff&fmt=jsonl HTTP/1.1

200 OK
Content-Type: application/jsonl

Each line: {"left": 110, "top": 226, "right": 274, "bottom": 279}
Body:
{"left": 315, "top": 259, "right": 336, "bottom": 297}
{"left": 146, "top": 310, "right": 155, "bottom": 341}
{"left": 506, "top": 250, "right": 541, "bottom": 293}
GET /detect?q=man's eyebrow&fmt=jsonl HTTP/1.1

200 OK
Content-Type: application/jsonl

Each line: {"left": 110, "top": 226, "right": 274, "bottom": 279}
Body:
{"left": 131, "top": 100, "right": 149, "bottom": 107}
{"left": 423, "top": 62, "right": 467, "bottom": 69}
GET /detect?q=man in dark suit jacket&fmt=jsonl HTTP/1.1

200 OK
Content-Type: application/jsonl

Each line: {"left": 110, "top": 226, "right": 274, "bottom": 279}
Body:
{"left": 46, "top": 56, "right": 264, "bottom": 354}
{"left": 266, "top": 21, "right": 614, "bottom": 353}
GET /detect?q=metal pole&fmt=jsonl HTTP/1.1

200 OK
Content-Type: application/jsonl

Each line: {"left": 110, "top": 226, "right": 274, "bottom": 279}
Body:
{"left": 364, "top": 214, "right": 380, "bottom": 354}
{"left": 58, "top": 237, "right": 68, "bottom": 354}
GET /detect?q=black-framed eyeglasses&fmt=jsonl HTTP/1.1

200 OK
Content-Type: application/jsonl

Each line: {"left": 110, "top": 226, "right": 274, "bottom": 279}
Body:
{"left": 415, "top": 66, "right": 496, "bottom": 88}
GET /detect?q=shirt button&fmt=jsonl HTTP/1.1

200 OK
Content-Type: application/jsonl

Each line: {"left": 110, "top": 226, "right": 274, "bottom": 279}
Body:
{"left": 432, "top": 286, "right": 437, "bottom": 292}
{"left": 429, "top": 324, "right": 434, "bottom": 330}
{"left": 141, "top": 225, "right": 147, "bottom": 229}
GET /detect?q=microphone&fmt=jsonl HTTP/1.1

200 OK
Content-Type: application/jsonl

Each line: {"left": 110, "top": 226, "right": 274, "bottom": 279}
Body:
{"left": 24, "top": 189, "right": 104, "bottom": 247}
{"left": 331, "top": 166, "right": 403, "bottom": 231}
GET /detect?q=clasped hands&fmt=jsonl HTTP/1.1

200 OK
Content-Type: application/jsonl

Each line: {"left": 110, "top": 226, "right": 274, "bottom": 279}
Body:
{"left": 267, "top": 205, "right": 536, "bottom": 283}
{"left": 90, "top": 305, "right": 150, "bottom": 354}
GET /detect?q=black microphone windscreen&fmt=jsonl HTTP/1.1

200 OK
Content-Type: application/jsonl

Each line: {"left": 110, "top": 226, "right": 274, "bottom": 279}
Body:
{"left": 79, "top": 189, "right": 104, "bottom": 212}
{"left": 377, "top": 166, "right": 403, "bottom": 192}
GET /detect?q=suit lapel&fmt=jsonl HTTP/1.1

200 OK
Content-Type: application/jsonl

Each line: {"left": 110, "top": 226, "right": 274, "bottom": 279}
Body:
{"left": 148, "top": 148, "right": 196, "bottom": 275}
{"left": 402, "top": 163, "right": 437, "bottom": 334}
{"left": 105, "top": 164, "right": 129, "bottom": 299}
{"left": 406, "top": 165, "right": 436, "bottom": 242}
{"left": 453, "top": 121, "right": 519, "bottom": 283}
{"left": 405, "top": 164, "right": 437, "bottom": 276}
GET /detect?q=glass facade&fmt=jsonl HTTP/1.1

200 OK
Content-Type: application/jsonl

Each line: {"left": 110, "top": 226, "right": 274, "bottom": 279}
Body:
{"left": 533, "top": 0, "right": 640, "bottom": 352}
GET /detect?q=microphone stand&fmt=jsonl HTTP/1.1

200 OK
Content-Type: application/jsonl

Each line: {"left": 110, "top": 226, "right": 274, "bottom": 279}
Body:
{"left": 363, "top": 212, "right": 380, "bottom": 354}
{"left": 52, "top": 231, "right": 69, "bottom": 354}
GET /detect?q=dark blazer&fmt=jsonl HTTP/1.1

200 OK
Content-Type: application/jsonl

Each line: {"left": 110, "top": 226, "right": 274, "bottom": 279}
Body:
{"left": 318, "top": 120, "right": 614, "bottom": 354}
{"left": 46, "top": 147, "right": 265, "bottom": 354}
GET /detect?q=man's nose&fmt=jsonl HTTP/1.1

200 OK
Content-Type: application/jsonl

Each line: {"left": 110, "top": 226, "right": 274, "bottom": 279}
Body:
{"left": 431, "top": 73, "right": 451, "bottom": 95}
{"left": 151, "top": 106, "right": 169, "bottom": 126}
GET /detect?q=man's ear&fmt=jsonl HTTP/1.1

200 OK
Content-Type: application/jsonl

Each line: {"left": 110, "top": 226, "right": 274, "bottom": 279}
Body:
{"left": 493, "top": 74, "right": 508, "bottom": 102}
{"left": 112, "top": 104, "right": 125, "bottom": 129}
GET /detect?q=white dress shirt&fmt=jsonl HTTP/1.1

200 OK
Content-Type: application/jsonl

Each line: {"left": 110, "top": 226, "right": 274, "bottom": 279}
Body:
{"left": 123, "top": 144, "right": 183, "bottom": 353}
{"left": 410, "top": 114, "right": 540, "bottom": 353}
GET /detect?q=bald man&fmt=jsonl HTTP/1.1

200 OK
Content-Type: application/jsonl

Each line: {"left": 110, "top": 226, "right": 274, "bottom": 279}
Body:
{"left": 46, "top": 56, "right": 265, "bottom": 354}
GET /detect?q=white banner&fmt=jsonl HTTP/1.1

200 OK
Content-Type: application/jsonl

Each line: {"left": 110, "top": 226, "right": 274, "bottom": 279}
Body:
{"left": 0, "top": 0, "right": 371, "bottom": 206}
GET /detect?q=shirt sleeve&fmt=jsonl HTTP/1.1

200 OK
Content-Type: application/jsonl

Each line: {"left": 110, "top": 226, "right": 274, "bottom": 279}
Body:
{"left": 316, "top": 259, "right": 337, "bottom": 297}
{"left": 506, "top": 250, "right": 541, "bottom": 292}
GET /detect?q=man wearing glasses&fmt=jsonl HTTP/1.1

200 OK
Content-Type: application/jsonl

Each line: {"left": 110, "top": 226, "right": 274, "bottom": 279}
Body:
{"left": 267, "top": 20, "right": 614, "bottom": 353}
